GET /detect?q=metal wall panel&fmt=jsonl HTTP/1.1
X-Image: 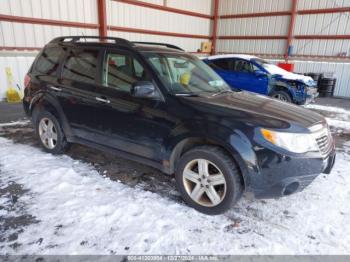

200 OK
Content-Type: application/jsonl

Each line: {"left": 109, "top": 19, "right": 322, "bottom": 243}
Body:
{"left": 216, "top": 0, "right": 290, "bottom": 55}
{"left": 108, "top": 30, "right": 204, "bottom": 52}
{"left": 0, "top": 0, "right": 98, "bottom": 23}
{"left": 293, "top": 39, "right": 350, "bottom": 56}
{"left": 297, "top": 0, "right": 350, "bottom": 10}
{"left": 218, "top": 16, "right": 289, "bottom": 36}
{"left": 219, "top": 0, "right": 291, "bottom": 16}
{"left": 0, "top": 54, "right": 36, "bottom": 100}
{"left": 107, "top": 1, "right": 212, "bottom": 37}
{"left": 0, "top": 21, "right": 99, "bottom": 48}
{"left": 293, "top": 11, "right": 350, "bottom": 56}
{"left": 217, "top": 39, "right": 286, "bottom": 55}
{"left": 269, "top": 59, "right": 350, "bottom": 98}
{"left": 166, "top": 0, "right": 213, "bottom": 15}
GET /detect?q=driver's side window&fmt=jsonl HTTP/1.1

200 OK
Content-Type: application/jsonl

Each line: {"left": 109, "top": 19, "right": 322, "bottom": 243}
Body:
{"left": 103, "top": 51, "right": 150, "bottom": 92}
{"left": 233, "top": 59, "right": 255, "bottom": 73}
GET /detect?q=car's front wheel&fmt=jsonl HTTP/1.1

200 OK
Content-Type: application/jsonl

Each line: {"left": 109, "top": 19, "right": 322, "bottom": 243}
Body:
{"left": 270, "top": 90, "right": 292, "bottom": 103}
{"left": 175, "top": 146, "right": 243, "bottom": 215}
{"left": 35, "top": 110, "right": 70, "bottom": 154}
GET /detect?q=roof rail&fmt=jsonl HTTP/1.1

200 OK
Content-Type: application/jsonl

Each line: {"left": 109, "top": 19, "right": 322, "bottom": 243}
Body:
{"left": 132, "top": 42, "right": 184, "bottom": 51}
{"left": 50, "top": 36, "right": 134, "bottom": 47}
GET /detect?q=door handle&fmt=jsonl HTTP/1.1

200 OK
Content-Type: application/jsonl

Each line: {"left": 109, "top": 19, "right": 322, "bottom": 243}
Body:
{"left": 95, "top": 97, "right": 110, "bottom": 104}
{"left": 49, "top": 86, "right": 62, "bottom": 92}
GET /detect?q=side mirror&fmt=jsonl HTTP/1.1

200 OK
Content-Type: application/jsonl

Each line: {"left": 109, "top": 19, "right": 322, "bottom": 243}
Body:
{"left": 131, "top": 81, "right": 159, "bottom": 99}
{"left": 255, "top": 70, "right": 268, "bottom": 78}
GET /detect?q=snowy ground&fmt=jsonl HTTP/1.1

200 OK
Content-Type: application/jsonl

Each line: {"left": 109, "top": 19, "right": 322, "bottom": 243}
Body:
{"left": 0, "top": 103, "right": 350, "bottom": 255}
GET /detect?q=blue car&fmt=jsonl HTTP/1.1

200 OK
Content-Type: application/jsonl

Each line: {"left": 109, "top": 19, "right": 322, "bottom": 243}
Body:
{"left": 203, "top": 54, "right": 318, "bottom": 105}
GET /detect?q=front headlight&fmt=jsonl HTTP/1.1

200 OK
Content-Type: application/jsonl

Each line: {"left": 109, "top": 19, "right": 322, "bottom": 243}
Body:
{"left": 260, "top": 128, "right": 319, "bottom": 153}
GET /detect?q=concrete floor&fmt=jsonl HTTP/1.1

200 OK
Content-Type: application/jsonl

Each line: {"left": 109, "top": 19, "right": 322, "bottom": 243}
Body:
{"left": 0, "top": 101, "right": 25, "bottom": 123}
{"left": 315, "top": 97, "right": 350, "bottom": 110}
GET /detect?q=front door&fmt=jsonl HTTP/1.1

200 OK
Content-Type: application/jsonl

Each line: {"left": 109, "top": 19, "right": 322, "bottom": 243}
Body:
{"left": 93, "top": 49, "right": 174, "bottom": 161}
{"left": 232, "top": 59, "right": 268, "bottom": 94}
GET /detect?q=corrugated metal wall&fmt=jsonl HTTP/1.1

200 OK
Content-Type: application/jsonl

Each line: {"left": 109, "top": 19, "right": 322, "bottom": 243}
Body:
{"left": 0, "top": 0, "right": 99, "bottom": 48}
{"left": 107, "top": 0, "right": 212, "bottom": 51}
{"left": 294, "top": 0, "right": 350, "bottom": 57}
{"left": 216, "top": 0, "right": 350, "bottom": 58}
{"left": 217, "top": 0, "right": 291, "bottom": 55}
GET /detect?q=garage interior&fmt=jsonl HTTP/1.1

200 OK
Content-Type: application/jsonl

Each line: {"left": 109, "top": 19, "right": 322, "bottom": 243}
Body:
{"left": 1, "top": 0, "right": 350, "bottom": 98}
{"left": 0, "top": 0, "right": 350, "bottom": 256}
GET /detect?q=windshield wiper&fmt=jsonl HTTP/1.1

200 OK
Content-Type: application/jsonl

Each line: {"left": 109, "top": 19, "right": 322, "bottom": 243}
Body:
{"left": 211, "top": 89, "right": 232, "bottom": 97}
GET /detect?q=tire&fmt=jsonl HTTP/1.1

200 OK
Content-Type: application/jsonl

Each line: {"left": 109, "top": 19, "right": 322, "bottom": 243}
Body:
{"left": 270, "top": 90, "right": 292, "bottom": 103}
{"left": 35, "top": 110, "right": 70, "bottom": 154}
{"left": 175, "top": 146, "right": 243, "bottom": 215}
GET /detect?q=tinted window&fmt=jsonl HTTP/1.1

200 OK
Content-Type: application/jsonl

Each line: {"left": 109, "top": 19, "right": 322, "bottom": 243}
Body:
{"left": 34, "top": 47, "right": 63, "bottom": 75}
{"left": 210, "top": 59, "right": 231, "bottom": 70}
{"left": 62, "top": 49, "right": 98, "bottom": 84}
{"left": 103, "top": 52, "right": 150, "bottom": 92}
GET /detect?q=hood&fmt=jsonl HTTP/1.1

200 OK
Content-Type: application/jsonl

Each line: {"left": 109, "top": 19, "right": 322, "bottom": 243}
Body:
{"left": 263, "top": 64, "right": 316, "bottom": 86}
{"left": 180, "top": 91, "right": 325, "bottom": 131}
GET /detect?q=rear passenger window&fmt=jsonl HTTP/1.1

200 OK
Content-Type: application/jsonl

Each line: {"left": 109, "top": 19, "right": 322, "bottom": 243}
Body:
{"left": 34, "top": 47, "right": 63, "bottom": 76}
{"left": 62, "top": 49, "right": 98, "bottom": 84}
{"left": 210, "top": 59, "right": 231, "bottom": 71}
{"left": 103, "top": 52, "right": 150, "bottom": 92}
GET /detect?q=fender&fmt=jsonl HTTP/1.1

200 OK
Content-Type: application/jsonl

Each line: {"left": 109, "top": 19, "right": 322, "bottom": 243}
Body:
{"left": 29, "top": 92, "right": 74, "bottom": 140}
{"left": 165, "top": 121, "right": 258, "bottom": 187}
{"left": 270, "top": 79, "right": 307, "bottom": 104}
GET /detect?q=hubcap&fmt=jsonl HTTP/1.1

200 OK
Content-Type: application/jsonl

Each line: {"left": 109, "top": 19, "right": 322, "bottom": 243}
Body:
{"left": 38, "top": 118, "right": 58, "bottom": 149}
{"left": 183, "top": 159, "right": 226, "bottom": 207}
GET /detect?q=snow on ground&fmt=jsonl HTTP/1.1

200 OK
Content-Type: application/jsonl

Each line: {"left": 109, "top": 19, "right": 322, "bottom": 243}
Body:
{"left": 305, "top": 104, "right": 350, "bottom": 116}
{"left": 0, "top": 120, "right": 30, "bottom": 127}
{"left": 0, "top": 136, "right": 350, "bottom": 255}
{"left": 305, "top": 104, "right": 350, "bottom": 131}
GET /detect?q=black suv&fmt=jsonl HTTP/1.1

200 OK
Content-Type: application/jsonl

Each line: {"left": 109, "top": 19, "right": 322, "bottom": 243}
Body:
{"left": 23, "top": 36, "right": 336, "bottom": 215}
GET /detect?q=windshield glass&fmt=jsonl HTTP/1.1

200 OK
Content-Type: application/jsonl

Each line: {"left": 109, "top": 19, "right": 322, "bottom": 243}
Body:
{"left": 253, "top": 58, "right": 289, "bottom": 76}
{"left": 142, "top": 52, "right": 230, "bottom": 95}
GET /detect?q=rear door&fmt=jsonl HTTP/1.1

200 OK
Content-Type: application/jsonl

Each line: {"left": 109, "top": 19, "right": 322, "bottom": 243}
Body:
{"left": 55, "top": 47, "right": 102, "bottom": 140}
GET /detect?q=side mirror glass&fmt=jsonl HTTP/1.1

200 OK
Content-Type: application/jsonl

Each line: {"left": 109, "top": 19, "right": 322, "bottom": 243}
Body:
{"left": 131, "top": 81, "right": 159, "bottom": 99}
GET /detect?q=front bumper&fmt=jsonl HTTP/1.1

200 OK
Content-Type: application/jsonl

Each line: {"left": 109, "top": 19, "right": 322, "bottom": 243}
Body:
{"left": 305, "top": 87, "right": 319, "bottom": 104}
{"left": 246, "top": 147, "right": 336, "bottom": 199}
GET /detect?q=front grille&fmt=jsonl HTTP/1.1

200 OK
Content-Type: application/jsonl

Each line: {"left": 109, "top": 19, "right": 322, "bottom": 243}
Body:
{"left": 311, "top": 127, "right": 332, "bottom": 156}
{"left": 316, "top": 135, "right": 329, "bottom": 154}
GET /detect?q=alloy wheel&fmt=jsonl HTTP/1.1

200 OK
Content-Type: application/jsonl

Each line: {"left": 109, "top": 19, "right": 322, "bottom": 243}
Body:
{"left": 183, "top": 159, "right": 227, "bottom": 207}
{"left": 38, "top": 118, "right": 58, "bottom": 149}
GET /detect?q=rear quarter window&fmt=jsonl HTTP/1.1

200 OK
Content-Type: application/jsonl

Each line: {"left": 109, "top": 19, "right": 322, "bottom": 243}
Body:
{"left": 33, "top": 47, "right": 64, "bottom": 76}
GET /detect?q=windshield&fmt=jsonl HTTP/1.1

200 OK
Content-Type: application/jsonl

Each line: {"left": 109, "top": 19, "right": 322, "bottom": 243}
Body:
{"left": 253, "top": 58, "right": 289, "bottom": 76}
{"left": 142, "top": 52, "right": 230, "bottom": 95}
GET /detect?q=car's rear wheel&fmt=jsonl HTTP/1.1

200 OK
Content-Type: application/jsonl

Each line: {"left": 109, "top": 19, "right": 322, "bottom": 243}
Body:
{"left": 175, "top": 146, "right": 243, "bottom": 215}
{"left": 35, "top": 111, "right": 70, "bottom": 154}
{"left": 270, "top": 90, "right": 292, "bottom": 103}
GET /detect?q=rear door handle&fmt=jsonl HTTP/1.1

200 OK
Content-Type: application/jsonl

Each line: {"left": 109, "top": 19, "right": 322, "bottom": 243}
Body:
{"left": 95, "top": 97, "right": 110, "bottom": 104}
{"left": 49, "top": 86, "right": 62, "bottom": 92}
